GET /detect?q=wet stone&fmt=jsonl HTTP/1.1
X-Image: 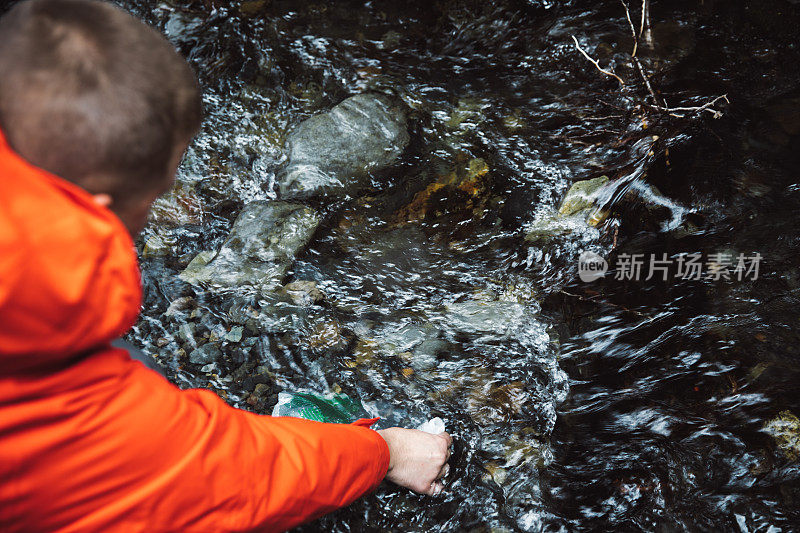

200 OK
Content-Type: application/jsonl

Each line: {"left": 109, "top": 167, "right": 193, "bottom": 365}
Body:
{"left": 142, "top": 234, "right": 175, "bottom": 258}
{"left": 253, "top": 382, "right": 272, "bottom": 397}
{"left": 224, "top": 326, "right": 244, "bottom": 343}
{"left": 467, "top": 381, "right": 528, "bottom": 426}
{"left": 239, "top": 0, "right": 267, "bottom": 17}
{"left": 304, "top": 318, "right": 350, "bottom": 355}
{"left": 226, "top": 296, "right": 260, "bottom": 326}
{"left": 178, "top": 323, "right": 197, "bottom": 347}
{"left": 189, "top": 343, "right": 222, "bottom": 364}
{"left": 231, "top": 361, "right": 257, "bottom": 383}
{"left": 148, "top": 181, "right": 203, "bottom": 227}
{"left": 412, "top": 337, "right": 449, "bottom": 371}
{"left": 523, "top": 176, "right": 609, "bottom": 244}
{"left": 444, "top": 299, "right": 526, "bottom": 337}
{"left": 279, "top": 93, "right": 409, "bottom": 199}
{"left": 394, "top": 157, "right": 493, "bottom": 224}
{"left": 382, "top": 323, "right": 433, "bottom": 353}
{"left": 764, "top": 410, "right": 800, "bottom": 460}
{"left": 179, "top": 201, "right": 320, "bottom": 292}
{"left": 181, "top": 251, "right": 215, "bottom": 282}
{"left": 165, "top": 296, "right": 195, "bottom": 317}
{"left": 250, "top": 293, "right": 311, "bottom": 334}
{"left": 282, "top": 280, "right": 324, "bottom": 306}
{"left": 242, "top": 370, "right": 275, "bottom": 392}
{"left": 445, "top": 97, "right": 488, "bottom": 131}
{"left": 524, "top": 211, "right": 594, "bottom": 244}
{"left": 558, "top": 176, "right": 609, "bottom": 216}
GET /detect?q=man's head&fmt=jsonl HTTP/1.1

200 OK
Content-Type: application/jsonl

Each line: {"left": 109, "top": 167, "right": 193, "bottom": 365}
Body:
{"left": 0, "top": 0, "right": 202, "bottom": 234}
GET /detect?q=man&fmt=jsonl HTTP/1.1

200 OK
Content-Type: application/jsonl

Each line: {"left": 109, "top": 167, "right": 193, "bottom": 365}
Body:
{"left": 0, "top": 1, "right": 451, "bottom": 531}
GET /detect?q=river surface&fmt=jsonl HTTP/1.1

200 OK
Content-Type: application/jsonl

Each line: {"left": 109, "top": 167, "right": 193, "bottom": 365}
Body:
{"left": 121, "top": 0, "right": 800, "bottom": 530}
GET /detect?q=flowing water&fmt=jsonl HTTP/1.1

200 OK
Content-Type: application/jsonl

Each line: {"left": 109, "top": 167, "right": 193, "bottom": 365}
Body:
{"left": 119, "top": 0, "right": 800, "bottom": 530}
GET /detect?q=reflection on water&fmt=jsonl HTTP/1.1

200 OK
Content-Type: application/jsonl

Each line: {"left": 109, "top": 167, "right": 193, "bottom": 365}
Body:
{"left": 123, "top": 0, "right": 800, "bottom": 530}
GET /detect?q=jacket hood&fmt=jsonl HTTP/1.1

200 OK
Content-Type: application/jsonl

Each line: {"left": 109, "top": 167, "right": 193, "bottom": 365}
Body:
{"left": 0, "top": 129, "right": 141, "bottom": 371}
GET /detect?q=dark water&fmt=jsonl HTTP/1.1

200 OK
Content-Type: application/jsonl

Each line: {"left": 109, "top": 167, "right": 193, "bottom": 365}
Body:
{"left": 119, "top": 0, "right": 800, "bottom": 530}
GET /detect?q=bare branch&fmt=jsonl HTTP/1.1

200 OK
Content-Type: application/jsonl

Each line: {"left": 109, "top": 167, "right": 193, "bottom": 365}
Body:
{"left": 571, "top": 35, "right": 626, "bottom": 86}
{"left": 621, "top": 0, "right": 638, "bottom": 57}
{"left": 632, "top": 56, "right": 664, "bottom": 106}
{"left": 639, "top": 0, "right": 653, "bottom": 48}
{"left": 648, "top": 94, "right": 730, "bottom": 119}
{"left": 639, "top": 0, "right": 646, "bottom": 37}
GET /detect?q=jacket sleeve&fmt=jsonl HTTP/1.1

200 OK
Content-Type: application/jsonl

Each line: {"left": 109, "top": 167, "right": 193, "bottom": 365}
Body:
{"left": 103, "top": 359, "right": 391, "bottom": 532}
{"left": 182, "top": 390, "right": 390, "bottom": 531}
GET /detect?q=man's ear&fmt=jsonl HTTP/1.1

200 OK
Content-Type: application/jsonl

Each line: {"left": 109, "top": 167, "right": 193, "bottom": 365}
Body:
{"left": 92, "top": 193, "right": 113, "bottom": 208}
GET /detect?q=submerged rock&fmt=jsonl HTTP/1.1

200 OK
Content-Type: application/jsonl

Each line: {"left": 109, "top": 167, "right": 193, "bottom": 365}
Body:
{"left": 224, "top": 326, "right": 244, "bottom": 343}
{"left": 279, "top": 93, "right": 409, "bottom": 199}
{"left": 303, "top": 317, "right": 351, "bottom": 356}
{"left": 764, "top": 410, "right": 800, "bottom": 460}
{"left": 282, "top": 280, "right": 324, "bottom": 306}
{"left": 180, "top": 201, "right": 320, "bottom": 292}
{"left": 189, "top": 342, "right": 222, "bottom": 364}
{"left": 394, "top": 157, "right": 494, "bottom": 224}
{"left": 467, "top": 380, "right": 528, "bottom": 425}
{"left": 148, "top": 181, "right": 203, "bottom": 227}
{"left": 558, "top": 175, "right": 609, "bottom": 216}
{"left": 142, "top": 233, "right": 175, "bottom": 258}
{"left": 343, "top": 321, "right": 449, "bottom": 373}
{"left": 444, "top": 299, "right": 527, "bottom": 337}
{"left": 525, "top": 176, "right": 609, "bottom": 244}
{"left": 523, "top": 211, "right": 594, "bottom": 244}
{"left": 412, "top": 337, "right": 450, "bottom": 371}
{"left": 165, "top": 296, "right": 195, "bottom": 317}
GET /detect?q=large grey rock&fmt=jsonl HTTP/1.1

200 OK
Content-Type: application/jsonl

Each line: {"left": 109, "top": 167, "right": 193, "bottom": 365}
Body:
{"left": 279, "top": 93, "right": 409, "bottom": 199}
{"left": 189, "top": 343, "right": 222, "bottom": 364}
{"left": 180, "top": 201, "right": 320, "bottom": 292}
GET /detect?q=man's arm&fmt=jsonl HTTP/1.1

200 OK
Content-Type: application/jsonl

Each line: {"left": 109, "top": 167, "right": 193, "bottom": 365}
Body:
{"left": 90, "top": 355, "right": 450, "bottom": 532}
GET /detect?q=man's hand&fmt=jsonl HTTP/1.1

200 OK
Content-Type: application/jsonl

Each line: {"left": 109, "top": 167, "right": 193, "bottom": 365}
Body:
{"left": 376, "top": 428, "right": 452, "bottom": 496}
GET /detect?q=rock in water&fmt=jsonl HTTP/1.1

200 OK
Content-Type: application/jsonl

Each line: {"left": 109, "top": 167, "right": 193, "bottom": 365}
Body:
{"left": 764, "top": 410, "right": 800, "bottom": 460}
{"left": 189, "top": 343, "right": 222, "bottom": 364}
{"left": 444, "top": 299, "right": 527, "bottom": 337}
{"left": 524, "top": 175, "right": 609, "bottom": 244}
{"left": 180, "top": 201, "right": 320, "bottom": 292}
{"left": 279, "top": 93, "right": 409, "bottom": 199}
{"left": 558, "top": 175, "right": 609, "bottom": 216}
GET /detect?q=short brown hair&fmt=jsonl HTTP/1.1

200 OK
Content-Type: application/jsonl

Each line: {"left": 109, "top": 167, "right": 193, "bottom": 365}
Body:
{"left": 0, "top": 0, "right": 202, "bottom": 204}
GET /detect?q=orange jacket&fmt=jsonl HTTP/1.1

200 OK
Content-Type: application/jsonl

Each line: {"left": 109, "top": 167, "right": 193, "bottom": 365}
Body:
{"left": 0, "top": 130, "right": 390, "bottom": 532}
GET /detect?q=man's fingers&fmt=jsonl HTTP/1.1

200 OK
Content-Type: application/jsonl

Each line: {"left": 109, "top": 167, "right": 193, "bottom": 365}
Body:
{"left": 428, "top": 481, "right": 444, "bottom": 496}
{"left": 379, "top": 426, "right": 454, "bottom": 497}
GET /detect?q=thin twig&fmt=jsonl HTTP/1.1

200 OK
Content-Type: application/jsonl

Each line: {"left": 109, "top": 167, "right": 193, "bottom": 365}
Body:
{"left": 559, "top": 289, "right": 653, "bottom": 318}
{"left": 648, "top": 94, "right": 730, "bottom": 119}
{"left": 632, "top": 56, "right": 664, "bottom": 106}
{"left": 582, "top": 115, "right": 625, "bottom": 121}
{"left": 621, "top": 0, "right": 638, "bottom": 57}
{"left": 571, "top": 35, "right": 626, "bottom": 85}
{"left": 639, "top": 0, "right": 646, "bottom": 37}
{"left": 639, "top": 0, "right": 653, "bottom": 48}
